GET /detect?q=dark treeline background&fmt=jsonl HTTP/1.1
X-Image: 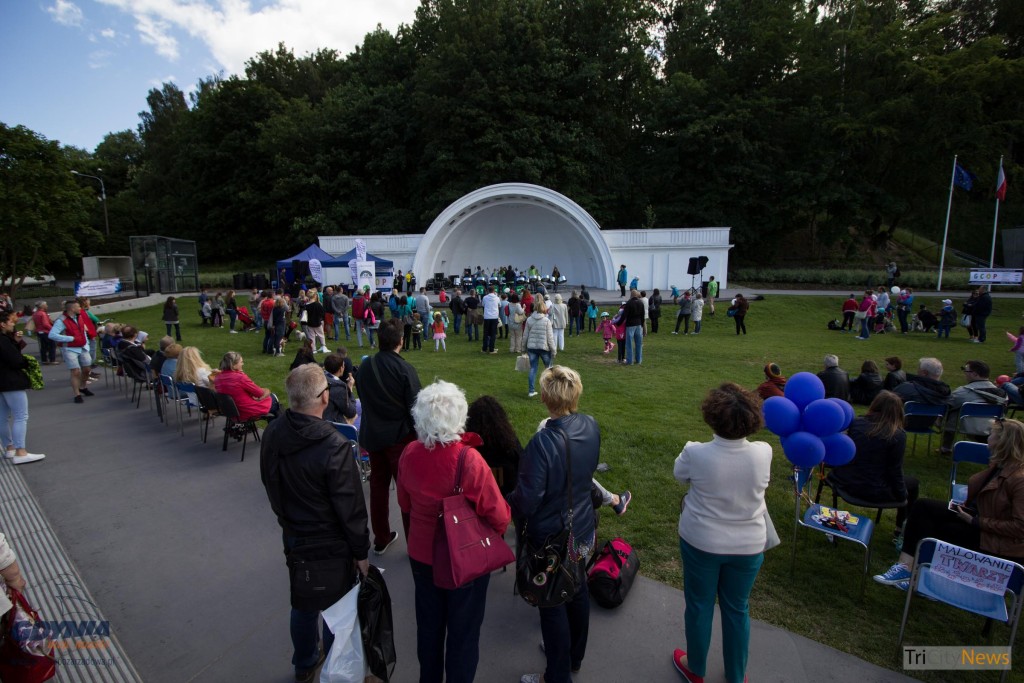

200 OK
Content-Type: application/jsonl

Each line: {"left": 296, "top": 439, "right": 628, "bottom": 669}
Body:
{"left": 5, "top": 0, "right": 1023, "bottom": 274}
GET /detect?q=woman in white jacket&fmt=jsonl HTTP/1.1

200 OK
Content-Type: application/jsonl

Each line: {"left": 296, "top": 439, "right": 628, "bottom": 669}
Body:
{"left": 549, "top": 294, "right": 568, "bottom": 351}
{"left": 523, "top": 300, "right": 556, "bottom": 398}
{"left": 671, "top": 382, "right": 772, "bottom": 683}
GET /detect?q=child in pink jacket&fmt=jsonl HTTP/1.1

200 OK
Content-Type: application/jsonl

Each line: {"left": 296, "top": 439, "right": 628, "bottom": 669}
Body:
{"left": 596, "top": 312, "right": 614, "bottom": 354}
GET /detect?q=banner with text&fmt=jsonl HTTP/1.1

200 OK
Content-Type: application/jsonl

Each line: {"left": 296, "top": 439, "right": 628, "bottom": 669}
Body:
{"left": 75, "top": 278, "right": 122, "bottom": 297}
{"left": 932, "top": 541, "right": 1014, "bottom": 595}
{"left": 968, "top": 269, "right": 1023, "bottom": 285}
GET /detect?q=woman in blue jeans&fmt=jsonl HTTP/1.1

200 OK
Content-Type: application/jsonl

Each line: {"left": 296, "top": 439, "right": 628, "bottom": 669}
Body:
{"left": 672, "top": 382, "right": 772, "bottom": 683}
{"left": 523, "top": 300, "right": 556, "bottom": 398}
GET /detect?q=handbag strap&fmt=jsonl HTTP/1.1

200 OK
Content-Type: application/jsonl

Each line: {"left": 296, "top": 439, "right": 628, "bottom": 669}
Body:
{"left": 452, "top": 446, "right": 469, "bottom": 494}
{"left": 553, "top": 426, "right": 574, "bottom": 534}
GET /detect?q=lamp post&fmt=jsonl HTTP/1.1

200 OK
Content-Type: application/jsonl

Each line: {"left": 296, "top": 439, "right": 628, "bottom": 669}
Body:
{"left": 71, "top": 170, "right": 110, "bottom": 236}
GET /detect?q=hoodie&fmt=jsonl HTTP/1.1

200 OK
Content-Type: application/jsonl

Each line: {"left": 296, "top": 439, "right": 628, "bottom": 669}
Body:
{"left": 893, "top": 374, "right": 952, "bottom": 406}
{"left": 260, "top": 410, "right": 370, "bottom": 558}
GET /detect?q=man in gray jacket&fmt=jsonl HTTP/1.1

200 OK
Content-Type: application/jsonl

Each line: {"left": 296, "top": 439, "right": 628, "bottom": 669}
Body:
{"left": 415, "top": 287, "right": 431, "bottom": 341}
{"left": 330, "top": 287, "right": 349, "bottom": 341}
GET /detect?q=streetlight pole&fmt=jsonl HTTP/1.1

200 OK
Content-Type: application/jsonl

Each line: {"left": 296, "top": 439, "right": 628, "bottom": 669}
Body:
{"left": 71, "top": 170, "right": 110, "bottom": 236}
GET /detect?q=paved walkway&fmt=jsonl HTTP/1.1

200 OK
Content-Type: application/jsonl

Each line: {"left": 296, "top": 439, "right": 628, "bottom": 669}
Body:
{"left": 3, "top": 344, "right": 923, "bottom": 683}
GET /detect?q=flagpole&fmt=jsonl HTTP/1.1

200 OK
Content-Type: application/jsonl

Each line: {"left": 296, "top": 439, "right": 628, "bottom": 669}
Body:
{"left": 938, "top": 155, "right": 958, "bottom": 292}
{"left": 988, "top": 156, "right": 1004, "bottom": 292}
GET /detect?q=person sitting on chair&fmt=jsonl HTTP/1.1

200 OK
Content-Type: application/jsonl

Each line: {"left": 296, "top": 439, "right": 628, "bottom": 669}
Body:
{"left": 849, "top": 360, "right": 884, "bottom": 406}
{"left": 939, "top": 360, "right": 1007, "bottom": 454}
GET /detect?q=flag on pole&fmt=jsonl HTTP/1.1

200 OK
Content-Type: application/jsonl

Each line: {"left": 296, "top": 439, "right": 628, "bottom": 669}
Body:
{"left": 996, "top": 163, "right": 1007, "bottom": 201}
{"left": 954, "top": 162, "right": 977, "bottom": 191}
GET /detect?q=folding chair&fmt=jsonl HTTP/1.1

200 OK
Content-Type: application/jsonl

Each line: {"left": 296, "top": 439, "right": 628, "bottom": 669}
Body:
{"left": 175, "top": 381, "right": 201, "bottom": 440}
{"left": 158, "top": 375, "right": 192, "bottom": 435}
{"left": 791, "top": 467, "right": 875, "bottom": 595}
{"left": 100, "top": 347, "right": 119, "bottom": 389}
{"left": 815, "top": 472, "right": 906, "bottom": 528}
{"left": 216, "top": 393, "right": 269, "bottom": 462}
{"left": 903, "top": 402, "right": 947, "bottom": 454}
{"left": 949, "top": 441, "right": 990, "bottom": 501}
{"left": 121, "top": 356, "right": 153, "bottom": 410}
{"left": 898, "top": 538, "right": 1024, "bottom": 683}
{"left": 193, "top": 386, "right": 221, "bottom": 444}
{"left": 331, "top": 421, "right": 370, "bottom": 482}
{"left": 952, "top": 402, "right": 1004, "bottom": 445}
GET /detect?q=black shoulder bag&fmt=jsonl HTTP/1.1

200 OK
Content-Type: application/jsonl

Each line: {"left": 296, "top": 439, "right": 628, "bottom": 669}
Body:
{"left": 515, "top": 428, "right": 582, "bottom": 608}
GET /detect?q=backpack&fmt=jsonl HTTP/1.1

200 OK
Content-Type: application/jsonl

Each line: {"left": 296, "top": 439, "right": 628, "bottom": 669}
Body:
{"left": 586, "top": 537, "right": 640, "bottom": 608}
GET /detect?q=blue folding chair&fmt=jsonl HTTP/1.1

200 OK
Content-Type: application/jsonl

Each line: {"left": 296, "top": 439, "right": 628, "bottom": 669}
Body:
{"left": 953, "top": 402, "right": 1004, "bottom": 445}
{"left": 898, "top": 538, "right": 1024, "bottom": 683}
{"left": 949, "top": 441, "right": 990, "bottom": 501}
{"left": 331, "top": 422, "right": 370, "bottom": 481}
{"left": 791, "top": 467, "right": 876, "bottom": 595}
{"left": 903, "top": 401, "right": 946, "bottom": 454}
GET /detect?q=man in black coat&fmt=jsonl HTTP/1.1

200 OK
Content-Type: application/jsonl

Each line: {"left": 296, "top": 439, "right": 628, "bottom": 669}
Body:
{"left": 817, "top": 354, "right": 851, "bottom": 402}
{"left": 971, "top": 287, "right": 993, "bottom": 343}
{"left": 260, "top": 363, "right": 369, "bottom": 683}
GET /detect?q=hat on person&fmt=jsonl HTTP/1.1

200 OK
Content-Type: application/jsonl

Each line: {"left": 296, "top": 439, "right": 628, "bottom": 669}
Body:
{"left": 601, "top": 312, "right": 609, "bottom": 318}
{"left": 764, "top": 363, "right": 783, "bottom": 379}
{"left": 942, "top": 299, "right": 953, "bottom": 305}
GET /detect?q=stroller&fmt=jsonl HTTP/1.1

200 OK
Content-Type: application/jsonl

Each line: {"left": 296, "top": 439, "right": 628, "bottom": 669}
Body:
{"left": 235, "top": 306, "right": 257, "bottom": 332}
{"left": 872, "top": 309, "right": 895, "bottom": 334}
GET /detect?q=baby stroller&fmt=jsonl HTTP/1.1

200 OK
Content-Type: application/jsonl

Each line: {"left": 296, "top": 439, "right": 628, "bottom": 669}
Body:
{"left": 872, "top": 309, "right": 895, "bottom": 334}
{"left": 235, "top": 306, "right": 257, "bottom": 332}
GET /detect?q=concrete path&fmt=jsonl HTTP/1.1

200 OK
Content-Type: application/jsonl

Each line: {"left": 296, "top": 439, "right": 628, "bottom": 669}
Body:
{"left": 1, "top": 354, "right": 923, "bottom": 683}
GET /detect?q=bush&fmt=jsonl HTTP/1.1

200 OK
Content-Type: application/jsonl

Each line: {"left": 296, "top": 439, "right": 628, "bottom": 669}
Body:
{"left": 730, "top": 267, "right": 980, "bottom": 290}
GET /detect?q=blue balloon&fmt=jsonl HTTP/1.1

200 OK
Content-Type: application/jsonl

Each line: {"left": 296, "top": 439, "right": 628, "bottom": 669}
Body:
{"left": 801, "top": 399, "right": 846, "bottom": 437}
{"left": 782, "top": 431, "right": 826, "bottom": 468}
{"left": 830, "top": 397, "right": 856, "bottom": 431}
{"left": 784, "top": 372, "right": 826, "bottom": 410}
{"left": 763, "top": 396, "right": 802, "bottom": 437}
{"left": 822, "top": 433, "right": 857, "bottom": 466}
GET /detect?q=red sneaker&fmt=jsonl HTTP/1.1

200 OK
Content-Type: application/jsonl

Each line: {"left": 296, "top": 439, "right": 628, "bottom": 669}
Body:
{"left": 672, "top": 650, "right": 704, "bottom": 683}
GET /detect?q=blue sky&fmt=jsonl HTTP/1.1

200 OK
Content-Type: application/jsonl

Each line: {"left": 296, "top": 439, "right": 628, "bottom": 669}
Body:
{"left": 0, "top": 0, "right": 420, "bottom": 151}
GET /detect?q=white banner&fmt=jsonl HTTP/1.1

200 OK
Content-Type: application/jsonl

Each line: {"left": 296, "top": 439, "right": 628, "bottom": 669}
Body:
{"left": 75, "top": 278, "right": 121, "bottom": 297}
{"left": 355, "top": 239, "right": 366, "bottom": 263}
{"left": 931, "top": 541, "right": 1014, "bottom": 595}
{"left": 308, "top": 258, "right": 323, "bottom": 284}
{"left": 968, "top": 268, "right": 1023, "bottom": 285}
{"left": 356, "top": 261, "right": 375, "bottom": 294}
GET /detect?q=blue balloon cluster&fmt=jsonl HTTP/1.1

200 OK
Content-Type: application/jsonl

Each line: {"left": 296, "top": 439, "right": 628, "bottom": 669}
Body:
{"left": 762, "top": 372, "right": 856, "bottom": 468}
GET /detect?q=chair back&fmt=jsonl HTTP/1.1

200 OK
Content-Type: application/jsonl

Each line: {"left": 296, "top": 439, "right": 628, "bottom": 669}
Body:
{"left": 159, "top": 374, "right": 176, "bottom": 396}
{"left": 216, "top": 393, "right": 242, "bottom": 420}
{"left": 333, "top": 422, "right": 358, "bottom": 442}
{"left": 956, "top": 402, "right": 1005, "bottom": 440}
{"left": 949, "top": 441, "right": 991, "bottom": 499}
{"left": 194, "top": 386, "right": 221, "bottom": 413}
{"left": 175, "top": 381, "right": 199, "bottom": 407}
{"left": 903, "top": 401, "right": 946, "bottom": 433}
{"left": 910, "top": 538, "right": 1023, "bottom": 621}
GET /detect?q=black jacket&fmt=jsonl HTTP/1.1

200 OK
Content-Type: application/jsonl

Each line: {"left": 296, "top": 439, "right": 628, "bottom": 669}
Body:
{"left": 894, "top": 374, "right": 952, "bottom": 406}
{"left": 850, "top": 372, "right": 884, "bottom": 405}
{"left": 323, "top": 371, "right": 357, "bottom": 423}
{"left": 829, "top": 416, "right": 908, "bottom": 503}
{"left": 624, "top": 297, "right": 645, "bottom": 326}
{"left": 818, "top": 367, "right": 851, "bottom": 402}
{"left": 260, "top": 410, "right": 369, "bottom": 559}
{"left": 355, "top": 350, "right": 421, "bottom": 452}
{"left": 508, "top": 413, "right": 600, "bottom": 544}
{"left": 974, "top": 292, "right": 993, "bottom": 317}
{"left": 0, "top": 333, "right": 29, "bottom": 392}
{"left": 305, "top": 300, "right": 325, "bottom": 328}
{"left": 883, "top": 370, "right": 907, "bottom": 391}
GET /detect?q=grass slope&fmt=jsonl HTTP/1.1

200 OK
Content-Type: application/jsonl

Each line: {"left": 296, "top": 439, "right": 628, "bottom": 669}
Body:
{"left": 111, "top": 294, "right": 1023, "bottom": 681}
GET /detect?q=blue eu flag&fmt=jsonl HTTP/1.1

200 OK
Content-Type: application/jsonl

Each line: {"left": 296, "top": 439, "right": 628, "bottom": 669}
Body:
{"left": 954, "top": 162, "right": 977, "bottom": 191}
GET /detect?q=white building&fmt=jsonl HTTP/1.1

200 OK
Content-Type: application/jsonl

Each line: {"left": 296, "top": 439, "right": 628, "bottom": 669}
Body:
{"left": 319, "top": 182, "right": 732, "bottom": 291}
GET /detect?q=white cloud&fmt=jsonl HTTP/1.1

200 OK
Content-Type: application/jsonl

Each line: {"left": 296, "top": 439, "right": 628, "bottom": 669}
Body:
{"left": 47, "top": 0, "right": 84, "bottom": 27}
{"left": 101, "top": 28, "right": 116, "bottom": 39}
{"left": 88, "top": 50, "right": 113, "bottom": 69}
{"left": 95, "top": 0, "right": 419, "bottom": 74}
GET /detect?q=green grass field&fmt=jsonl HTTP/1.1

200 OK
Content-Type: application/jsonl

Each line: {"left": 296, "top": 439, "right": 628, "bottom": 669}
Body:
{"left": 98, "top": 293, "right": 1024, "bottom": 681}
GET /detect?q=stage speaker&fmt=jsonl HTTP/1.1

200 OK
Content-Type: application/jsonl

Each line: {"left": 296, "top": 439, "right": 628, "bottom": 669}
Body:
{"left": 687, "top": 257, "right": 700, "bottom": 275}
{"left": 698, "top": 256, "right": 709, "bottom": 271}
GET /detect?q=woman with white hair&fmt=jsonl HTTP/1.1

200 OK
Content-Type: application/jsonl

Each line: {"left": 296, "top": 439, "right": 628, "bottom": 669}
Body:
{"left": 550, "top": 293, "right": 568, "bottom": 351}
{"left": 397, "top": 380, "right": 511, "bottom": 683}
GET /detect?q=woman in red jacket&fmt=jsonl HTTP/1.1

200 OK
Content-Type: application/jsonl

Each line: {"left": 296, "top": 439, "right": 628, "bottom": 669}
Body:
{"left": 213, "top": 351, "right": 279, "bottom": 420}
{"left": 397, "top": 379, "right": 511, "bottom": 683}
{"left": 31, "top": 301, "right": 56, "bottom": 364}
{"left": 855, "top": 290, "right": 876, "bottom": 340}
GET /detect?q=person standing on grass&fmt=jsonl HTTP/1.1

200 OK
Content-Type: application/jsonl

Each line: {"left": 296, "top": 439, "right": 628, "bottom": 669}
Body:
{"left": 840, "top": 294, "right": 858, "bottom": 332}
{"left": 162, "top": 296, "right": 182, "bottom": 341}
{"left": 673, "top": 291, "right": 693, "bottom": 335}
{"left": 482, "top": 286, "right": 501, "bottom": 354}
{"left": 331, "top": 286, "right": 350, "bottom": 342}
{"left": 731, "top": 293, "right": 749, "bottom": 336}
{"left": 649, "top": 288, "right": 662, "bottom": 334}
{"left": 691, "top": 292, "right": 705, "bottom": 335}
{"left": 672, "top": 382, "right": 771, "bottom": 683}
{"left": 706, "top": 276, "right": 719, "bottom": 315}
{"left": 524, "top": 299, "right": 556, "bottom": 397}
{"left": 854, "top": 290, "right": 875, "bottom": 340}
{"left": 623, "top": 289, "right": 645, "bottom": 365}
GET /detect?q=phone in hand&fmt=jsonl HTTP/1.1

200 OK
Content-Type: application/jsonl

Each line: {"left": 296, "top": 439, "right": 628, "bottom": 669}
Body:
{"left": 948, "top": 500, "right": 961, "bottom": 513}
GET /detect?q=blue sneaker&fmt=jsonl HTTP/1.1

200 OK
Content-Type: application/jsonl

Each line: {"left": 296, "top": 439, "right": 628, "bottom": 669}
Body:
{"left": 896, "top": 580, "right": 910, "bottom": 592}
{"left": 873, "top": 563, "right": 911, "bottom": 586}
{"left": 613, "top": 490, "right": 632, "bottom": 515}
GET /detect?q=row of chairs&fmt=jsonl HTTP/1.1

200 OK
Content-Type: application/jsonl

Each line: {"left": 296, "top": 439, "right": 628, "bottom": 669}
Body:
{"left": 904, "top": 400, "right": 1005, "bottom": 454}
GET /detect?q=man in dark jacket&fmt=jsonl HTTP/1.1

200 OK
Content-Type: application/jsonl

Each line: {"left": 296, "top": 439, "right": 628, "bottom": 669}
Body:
{"left": 972, "top": 287, "right": 993, "bottom": 343}
{"left": 817, "top": 354, "right": 851, "bottom": 402}
{"left": 260, "top": 363, "right": 369, "bottom": 683}
{"left": 893, "top": 357, "right": 952, "bottom": 407}
{"left": 464, "top": 291, "right": 480, "bottom": 341}
{"left": 623, "top": 289, "right": 645, "bottom": 365}
{"left": 322, "top": 353, "right": 356, "bottom": 423}
{"left": 355, "top": 319, "right": 421, "bottom": 554}
{"left": 449, "top": 288, "right": 466, "bottom": 334}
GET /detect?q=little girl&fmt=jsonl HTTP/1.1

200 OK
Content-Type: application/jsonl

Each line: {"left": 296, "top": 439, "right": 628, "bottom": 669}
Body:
{"left": 937, "top": 299, "right": 956, "bottom": 339}
{"left": 431, "top": 312, "right": 447, "bottom": 351}
{"left": 411, "top": 312, "right": 423, "bottom": 350}
{"left": 596, "top": 312, "right": 614, "bottom": 354}
{"left": 1007, "top": 326, "right": 1024, "bottom": 373}
{"left": 587, "top": 301, "right": 598, "bottom": 332}
{"left": 691, "top": 293, "right": 705, "bottom": 334}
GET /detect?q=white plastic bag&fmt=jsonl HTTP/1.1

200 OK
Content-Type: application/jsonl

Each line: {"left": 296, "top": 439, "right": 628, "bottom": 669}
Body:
{"left": 320, "top": 582, "right": 366, "bottom": 683}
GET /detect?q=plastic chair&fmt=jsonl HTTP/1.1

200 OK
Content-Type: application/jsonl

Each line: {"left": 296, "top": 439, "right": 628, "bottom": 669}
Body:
{"left": 953, "top": 402, "right": 1004, "bottom": 445}
{"left": 898, "top": 538, "right": 1024, "bottom": 683}
{"left": 331, "top": 421, "right": 370, "bottom": 482}
{"left": 215, "top": 393, "right": 270, "bottom": 462}
{"left": 193, "top": 386, "right": 221, "bottom": 444}
{"left": 949, "top": 441, "right": 990, "bottom": 501}
{"left": 903, "top": 402, "right": 947, "bottom": 454}
{"left": 815, "top": 472, "right": 906, "bottom": 528}
{"left": 175, "top": 381, "right": 201, "bottom": 440}
{"left": 791, "top": 467, "right": 875, "bottom": 595}
{"left": 121, "top": 356, "right": 153, "bottom": 410}
{"left": 100, "top": 347, "right": 119, "bottom": 389}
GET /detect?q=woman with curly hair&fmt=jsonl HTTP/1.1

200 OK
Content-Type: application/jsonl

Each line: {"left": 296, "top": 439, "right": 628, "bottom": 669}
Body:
{"left": 466, "top": 395, "right": 523, "bottom": 496}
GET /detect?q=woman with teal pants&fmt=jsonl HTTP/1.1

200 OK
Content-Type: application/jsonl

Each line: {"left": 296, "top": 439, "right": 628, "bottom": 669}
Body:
{"left": 672, "top": 382, "right": 772, "bottom": 683}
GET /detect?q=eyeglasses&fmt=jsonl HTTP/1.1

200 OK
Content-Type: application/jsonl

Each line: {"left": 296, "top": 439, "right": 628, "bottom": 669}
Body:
{"left": 317, "top": 385, "right": 330, "bottom": 399}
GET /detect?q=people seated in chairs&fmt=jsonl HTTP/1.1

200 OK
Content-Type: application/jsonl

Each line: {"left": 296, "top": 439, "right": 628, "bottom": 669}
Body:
{"left": 893, "top": 357, "right": 951, "bottom": 407}
{"left": 213, "top": 351, "right": 279, "bottom": 420}
{"left": 874, "top": 417, "right": 1024, "bottom": 588}
{"left": 817, "top": 354, "right": 850, "bottom": 402}
{"left": 883, "top": 356, "right": 906, "bottom": 391}
{"left": 174, "top": 347, "right": 215, "bottom": 388}
{"left": 148, "top": 336, "right": 176, "bottom": 380}
{"left": 159, "top": 344, "right": 182, "bottom": 380}
{"left": 322, "top": 353, "right": 357, "bottom": 424}
{"left": 757, "top": 362, "right": 787, "bottom": 400}
{"left": 939, "top": 360, "right": 1007, "bottom": 454}
{"left": 116, "top": 325, "right": 153, "bottom": 366}
{"left": 849, "top": 360, "right": 884, "bottom": 405}
{"left": 828, "top": 391, "right": 919, "bottom": 546}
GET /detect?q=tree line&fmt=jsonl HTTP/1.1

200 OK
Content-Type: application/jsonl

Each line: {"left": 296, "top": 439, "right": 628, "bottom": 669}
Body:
{"left": 3, "top": 0, "right": 1021, "bottom": 286}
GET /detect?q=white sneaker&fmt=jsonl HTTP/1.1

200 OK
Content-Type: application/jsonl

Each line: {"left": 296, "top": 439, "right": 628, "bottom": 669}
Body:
{"left": 528, "top": 391, "right": 539, "bottom": 398}
{"left": 11, "top": 453, "right": 45, "bottom": 465}
{"left": 4, "top": 449, "right": 15, "bottom": 460}
{"left": 320, "top": 346, "right": 329, "bottom": 353}
{"left": 229, "top": 330, "right": 238, "bottom": 334}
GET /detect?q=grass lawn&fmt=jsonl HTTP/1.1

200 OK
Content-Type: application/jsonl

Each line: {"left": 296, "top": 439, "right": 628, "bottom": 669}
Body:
{"left": 106, "top": 292, "right": 1024, "bottom": 681}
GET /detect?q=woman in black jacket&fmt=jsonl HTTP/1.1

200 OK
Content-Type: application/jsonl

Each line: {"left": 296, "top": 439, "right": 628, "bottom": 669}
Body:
{"left": 508, "top": 365, "right": 599, "bottom": 683}
{"left": 849, "top": 360, "right": 884, "bottom": 405}
{"left": 827, "top": 391, "right": 918, "bottom": 541}
{"left": 0, "top": 311, "right": 44, "bottom": 464}
{"left": 466, "top": 395, "right": 522, "bottom": 496}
